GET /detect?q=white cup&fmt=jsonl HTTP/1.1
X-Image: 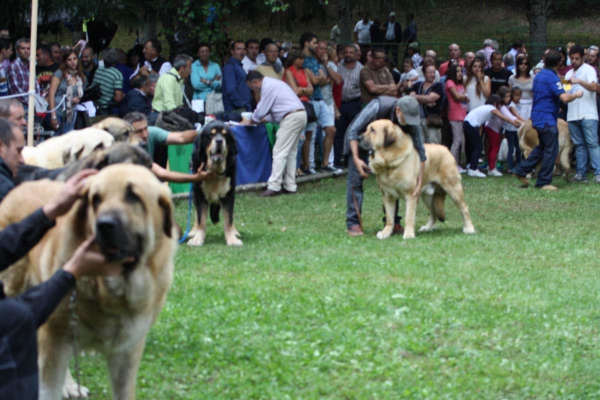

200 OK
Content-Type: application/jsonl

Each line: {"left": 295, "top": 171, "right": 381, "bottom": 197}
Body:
{"left": 241, "top": 112, "right": 253, "bottom": 121}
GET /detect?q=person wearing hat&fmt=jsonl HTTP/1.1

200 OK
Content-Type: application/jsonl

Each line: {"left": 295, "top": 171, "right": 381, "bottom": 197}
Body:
{"left": 382, "top": 12, "right": 402, "bottom": 63}
{"left": 345, "top": 95, "right": 426, "bottom": 236}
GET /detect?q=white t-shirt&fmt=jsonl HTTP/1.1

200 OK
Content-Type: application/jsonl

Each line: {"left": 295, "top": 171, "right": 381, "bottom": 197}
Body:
{"left": 565, "top": 63, "right": 598, "bottom": 121}
{"left": 400, "top": 69, "right": 419, "bottom": 82}
{"left": 465, "top": 105, "right": 495, "bottom": 127}
{"left": 354, "top": 20, "right": 373, "bottom": 44}
{"left": 465, "top": 76, "right": 490, "bottom": 112}
{"left": 242, "top": 56, "right": 258, "bottom": 74}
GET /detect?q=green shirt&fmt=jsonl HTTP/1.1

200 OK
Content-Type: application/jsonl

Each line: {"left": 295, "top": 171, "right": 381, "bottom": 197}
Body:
{"left": 93, "top": 67, "right": 123, "bottom": 107}
{"left": 152, "top": 67, "right": 184, "bottom": 112}
{"left": 147, "top": 126, "right": 170, "bottom": 158}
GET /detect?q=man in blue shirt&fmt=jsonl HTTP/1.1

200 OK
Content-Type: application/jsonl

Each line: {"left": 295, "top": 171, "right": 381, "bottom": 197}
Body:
{"left": 222, "top": 40, "right": 252, "bottom": 113}
{"left": 514, "top": 49, "right": 582, "bottom": 191}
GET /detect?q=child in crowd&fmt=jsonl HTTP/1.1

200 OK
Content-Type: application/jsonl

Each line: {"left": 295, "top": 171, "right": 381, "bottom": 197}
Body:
{"left": 445, "top": 63, "right": 469, "bottom": 172}
{"left": 484, "top": 87, "right": 519, "bottom": 177}
{"left": 400, "top": 58, "right": 419, "bottom": 91}
{"left": 503, "top": 87, "right": 527, "bottom": 173}
{"left": 463, "top": 94, "right": 521, "bottom": 178}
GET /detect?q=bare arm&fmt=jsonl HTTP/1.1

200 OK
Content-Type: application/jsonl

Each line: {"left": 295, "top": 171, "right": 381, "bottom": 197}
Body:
{"left": 166, "top": 130, "right": 198, "bottom": 145}
{"left": 350, "top": 140, "right": 370, "bottom": 179}
{"left": 491, "top": 109, "right": 520, "bottom": 127}
{"left": 114, "top": 90, "right": 124, "bottom": 103}
{"left": 48, "top": 76, "right": 61, "bottom": 128}
{"left": 364, "top": 79, "right": 399, "bottom": 96}
{"left": 570, "top": 77, "right": 598, "bottom": 93}
{"left": 509, "top": 105, "right": 527, "bottom": 122}
{"left": 412, "top": 92, "right": 441, "bottom": 104}
{"left": 448, "top": 86, "right": 468, "bottom": 102}
{"left": 479, "top": 76, "right": 491, "bottom": 98}
{"left": 559, "top": 90, "right": 583, "bottom": 103}
{"left": 151, "top": 162, "right": 214, "bottom": 183}
{"left": 285, "top": 70, "right": 302, "bottom": 96}
{"left": 326, "top": 65, "right": 343, "bottom": 85}
{"left": 305, "top": 68, "right": 327, "bottom": 86}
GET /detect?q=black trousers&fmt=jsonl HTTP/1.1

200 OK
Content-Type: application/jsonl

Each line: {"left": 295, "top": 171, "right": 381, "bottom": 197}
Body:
{"left": 334, "top": 98, "right": 362, "bottom": 167}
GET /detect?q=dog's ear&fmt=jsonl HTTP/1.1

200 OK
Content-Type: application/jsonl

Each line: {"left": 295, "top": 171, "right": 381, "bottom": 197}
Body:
{"left": 158, "top": 186, "right": 175, "bottom": 238}
{"left": 63, "top": 142, "right": 85, "bottom": 165}
{"left": 72, "top": 180, "right": 91, "bottom": 236}
{"left": 383, "top": 125, "right": 397, "bottom": 147}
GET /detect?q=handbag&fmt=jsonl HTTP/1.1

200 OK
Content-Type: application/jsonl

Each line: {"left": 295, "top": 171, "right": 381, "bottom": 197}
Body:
{"left": 426, "top": 115, "right": 443, "bottom": 128}
{"left": 205, "top": 91, "right": 224, "bottom": 115}
{"left": 81, "top": 84, "right": 102, "bottom": 103}
{"left": 302, "top": 101, "right": 317, "bottom": 123}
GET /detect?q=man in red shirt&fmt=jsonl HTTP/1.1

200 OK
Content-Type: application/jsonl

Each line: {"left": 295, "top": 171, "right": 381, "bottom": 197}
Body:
{"left": 438, "top": 44, "right": 464, "bottom": 77}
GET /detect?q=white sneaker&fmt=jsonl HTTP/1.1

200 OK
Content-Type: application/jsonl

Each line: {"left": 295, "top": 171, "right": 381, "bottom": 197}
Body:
{"left": 457, "top": 166, "right": 467, "bottom": 174}
{"left": 468, "top": 168, "right": 486, "bottom": 178}
{"left": 488, "top": 168, "right": 503, "bottom": 177}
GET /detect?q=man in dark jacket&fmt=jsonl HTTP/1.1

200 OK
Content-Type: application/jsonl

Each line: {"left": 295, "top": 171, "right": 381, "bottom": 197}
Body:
{"left": 0, "top": 169, "right": 124, "bottom": 400}
{"left": 0, "top": 118, "right": 24, "bottom": 202}
{"left": 119, "top": 75, "right": 154, "bottom": 118}
{"left": 382, "top": 12, "right": 402, "bottom": 63}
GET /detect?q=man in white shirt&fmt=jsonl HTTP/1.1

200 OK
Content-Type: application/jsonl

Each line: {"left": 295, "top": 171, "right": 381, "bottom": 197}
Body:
{"left": 353, "top": 15, "right": 372, "bottom": 45}
{"left": 244, "top": 71, "right": 307, "bottom": 196}
{"left": 565, "top": 45, "right": 600, "bottom": 183}
{"left": 242, "top": 39, "right": 259, "bottom": 74}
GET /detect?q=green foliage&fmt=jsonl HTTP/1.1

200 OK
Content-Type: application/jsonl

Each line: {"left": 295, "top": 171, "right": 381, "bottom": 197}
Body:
{"left": 76, "top": 175, "right": 600, "bottom": 398}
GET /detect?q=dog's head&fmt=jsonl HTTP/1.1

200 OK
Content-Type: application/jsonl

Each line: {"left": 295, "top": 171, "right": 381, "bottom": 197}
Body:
{"left": 59, "top": 143, "right": 153, "bottom": 181}
{"left": 75, "top": 164, "right": 175, "bottom": 270}
{"left": 93, "top": 117, "right": 135, "bottom": 142}
{"left": 359, "top": 119, "right": 400, "bottom": 154}
{"left": 61, "top": 129, "right": 116, "bottom": 166}
{"left": 193, "top": 121, "right": 237, "bottom": 175}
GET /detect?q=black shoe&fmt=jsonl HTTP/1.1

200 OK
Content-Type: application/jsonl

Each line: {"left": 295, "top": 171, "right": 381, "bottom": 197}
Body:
{"left": 281, "top": 188, "right": 297, "bottom": 195}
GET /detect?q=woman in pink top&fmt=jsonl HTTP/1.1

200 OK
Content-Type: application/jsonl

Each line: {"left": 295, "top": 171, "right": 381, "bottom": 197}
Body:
{"left": 445, "top": 63, "right": 470, "bottom": 171}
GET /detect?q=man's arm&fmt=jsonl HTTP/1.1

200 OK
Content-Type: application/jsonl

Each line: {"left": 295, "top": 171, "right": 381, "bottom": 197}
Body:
{"left": 559, "top": 90, "right": 583, "bottom": 104}
{"left": 363, "top": 79, "right": 399, "bottom": 96}
{"left": 151, "top": 163, "right": 215, "bottom": 183}
{"left": 305, "top": 68, "right": 328, "bottom": 86}
{"left": 326, "top": 64, "right": 343, "bottom": 85}
{"left": 570, "top": 76, "right": 598, "bottom": 93}
{"left": 165, "top": 129, "right": 198, "bottom": 145}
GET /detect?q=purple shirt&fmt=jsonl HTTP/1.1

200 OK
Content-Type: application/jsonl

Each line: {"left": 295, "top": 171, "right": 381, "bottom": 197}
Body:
{"left": 7, "top": 57, "right": 40, "bottom": 105}
{"left": 252, "top": 77, "right": 304, "bottom": 124}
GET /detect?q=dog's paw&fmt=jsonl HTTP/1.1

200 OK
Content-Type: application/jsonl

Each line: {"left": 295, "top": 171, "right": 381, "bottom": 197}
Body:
{"left": 62, "top": 382, "right": 89, "bottom": 398}
{"left": 403, "top": 230, "right": 416, "bottom": 240}
{"left": 226, "top": 237, "right": 243, "bottom": 246}
{"left": 419, "top": 224, "right": 435, "bottom": 232}
{"left": 187, "top": 234, "right": 206, "bottom": 246}
{"left": 376, "top": 230, "right": 392, "bottom": 240}
{"left": 463, "top": 225, "right": 476, "bottom": 234}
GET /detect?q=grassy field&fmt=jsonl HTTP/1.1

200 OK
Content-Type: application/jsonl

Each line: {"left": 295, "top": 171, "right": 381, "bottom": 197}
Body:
{"left": 77, "top": 173, "right": 600, "bottom": 398}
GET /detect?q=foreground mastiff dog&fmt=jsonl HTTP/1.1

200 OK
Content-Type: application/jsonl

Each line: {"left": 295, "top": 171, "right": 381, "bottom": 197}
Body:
{"left": 0, "top": 164, "right": 177, "bottom": 399}
{"left": 360, "top": 119, "right": 476, "bottom": 240}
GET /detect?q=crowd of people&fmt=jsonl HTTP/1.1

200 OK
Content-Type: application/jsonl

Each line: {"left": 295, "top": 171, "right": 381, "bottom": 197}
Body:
{"left": 0, "top": 23, "right": 599, "bottom": 217}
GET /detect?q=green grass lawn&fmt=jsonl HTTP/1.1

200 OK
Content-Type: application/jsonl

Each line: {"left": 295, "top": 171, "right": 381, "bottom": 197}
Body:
{"left": 78, "top": 174, "right": 600, "bottom": 399}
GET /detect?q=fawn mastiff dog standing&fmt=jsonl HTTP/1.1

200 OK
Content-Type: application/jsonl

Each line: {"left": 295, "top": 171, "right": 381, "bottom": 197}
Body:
{"left": 518, "top": 118, "right": 572, "bottom": 179}
{"left": 0, "top": 164, "right": 177, "bottom": 399}
{"left": 360, "top": 119, "right": 476, "bottom": 239}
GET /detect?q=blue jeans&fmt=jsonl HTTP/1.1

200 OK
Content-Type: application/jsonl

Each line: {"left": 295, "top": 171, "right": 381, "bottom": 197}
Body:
{"left": 514, "top": 125, "right": 558, "bottom": 187}
{"left": 568, "top": 119, "right": 600, "bottom": 176}
{"left": 505, "top": 129, "right": 522, "bottom": 171}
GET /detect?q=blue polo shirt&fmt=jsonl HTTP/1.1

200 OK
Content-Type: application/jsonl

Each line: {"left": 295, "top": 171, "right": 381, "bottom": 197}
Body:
{"left": 531, "top": 68, "right": 565, "bottom": 129}
{"left": 303, "top": 55, "right": 322, "bottom": 100}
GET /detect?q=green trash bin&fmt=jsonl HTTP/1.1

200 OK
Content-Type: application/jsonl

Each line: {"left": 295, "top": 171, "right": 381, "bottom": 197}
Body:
{"left": 168, "top": 143, "right": 194, "bottom": 194}
{"left": 265, "top": 123, "right": 278, "bottom": 151}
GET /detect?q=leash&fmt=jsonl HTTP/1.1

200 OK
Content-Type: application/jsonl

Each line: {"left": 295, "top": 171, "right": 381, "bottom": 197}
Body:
{"left": 69, "top": 289, "right": 83, "bottom": 398}
{"left": 178, "top": 178, "right": 194, "bottom": 244}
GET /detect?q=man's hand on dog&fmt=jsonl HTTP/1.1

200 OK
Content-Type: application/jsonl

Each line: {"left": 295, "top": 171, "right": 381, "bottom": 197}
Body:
{"left": 43, "top": 169, "right": 98, "bottom": 221}
{"left": 193, "top": 163, "right": 217, "bottom": 182}
{"left": 354, "top": 158, "right": 371, "bottom": 179}
{"left": 63, "top": 236, "right": 127, "bottom": 279}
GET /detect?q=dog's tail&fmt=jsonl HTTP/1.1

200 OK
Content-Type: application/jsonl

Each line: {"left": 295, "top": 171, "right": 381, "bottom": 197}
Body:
{"left": 433, "top": 192, "right": 446, "bottom": 222}
{"left": 210, "top": 204, "right": 220, "bottom": 224}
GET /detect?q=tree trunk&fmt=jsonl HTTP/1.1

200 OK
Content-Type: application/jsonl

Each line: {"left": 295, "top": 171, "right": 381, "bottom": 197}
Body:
{"left": 338, "top": 0, "right": 353, "bottom": 43}
{"left": 527, "top": 0, "right": 551, "bottom": 62}
{"left": 142, "top": 10, "right": 158, "bottom": 41}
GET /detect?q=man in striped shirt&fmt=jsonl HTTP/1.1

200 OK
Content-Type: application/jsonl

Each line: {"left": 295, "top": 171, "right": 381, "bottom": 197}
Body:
{"left": 93, "top": 48, "right": 124, "bottom": 114}
{"left": 334, "top": 44, "right": 363, "bottom": 167}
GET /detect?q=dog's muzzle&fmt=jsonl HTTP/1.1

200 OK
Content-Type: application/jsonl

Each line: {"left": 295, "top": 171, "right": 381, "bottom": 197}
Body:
{"left": 210, "top": 134, "right": 226, "bottom": 163}
{"left": 95, "top": 212, "right": 142, "bottom": 268}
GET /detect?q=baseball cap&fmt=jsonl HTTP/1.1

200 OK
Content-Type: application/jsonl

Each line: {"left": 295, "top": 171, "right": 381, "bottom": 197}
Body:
{"left": 390, "top": 12, "right": 396, "bottom": 17}
{"left": 396, "top": 97, "right": 421, "bottom": 126}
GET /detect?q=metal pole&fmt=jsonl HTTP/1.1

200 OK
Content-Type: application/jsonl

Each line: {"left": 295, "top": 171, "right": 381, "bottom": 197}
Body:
{"left": 26, "top": 0, "right": 39, "bottom": 146}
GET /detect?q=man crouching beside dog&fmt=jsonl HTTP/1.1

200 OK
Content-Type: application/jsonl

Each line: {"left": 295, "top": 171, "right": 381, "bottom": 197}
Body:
{"left": 0, "top": 169, "right": 126, "bottom": 400}
{"left": 345, "top": 96, "right": 427, "bottom": 236}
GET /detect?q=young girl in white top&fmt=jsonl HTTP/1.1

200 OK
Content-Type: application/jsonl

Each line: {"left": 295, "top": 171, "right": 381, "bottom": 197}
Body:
{"left": 463, "top": 94, "right": 521, "bottom": 178}
{"left": 400, "top": 58, "right": 419, "bottom": 91}
{"left": 503, "top": 87, "right": 528, "bottom": 173}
